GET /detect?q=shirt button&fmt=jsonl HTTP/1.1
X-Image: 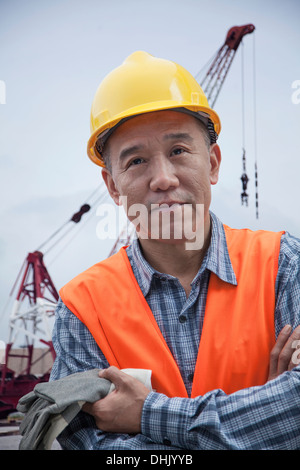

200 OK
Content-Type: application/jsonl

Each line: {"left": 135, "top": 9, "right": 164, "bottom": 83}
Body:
{"left": 179, "top": 314, "right": 187, "bottom": 323}
{"left": 163, "top": 438, "right": 172, "bottom": 446}
{"left": 188, "top": 373, "right": 194, "bottom": 382}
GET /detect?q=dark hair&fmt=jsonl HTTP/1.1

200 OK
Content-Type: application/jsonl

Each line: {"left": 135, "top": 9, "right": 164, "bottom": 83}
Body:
{"left": 196, "top": 119, "right": 211, "bottom": 150}
{"left": 102, "top": 145, "right": 112, "bottom": 172}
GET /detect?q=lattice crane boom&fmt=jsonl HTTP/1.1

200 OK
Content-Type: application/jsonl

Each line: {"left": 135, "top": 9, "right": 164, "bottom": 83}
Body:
{"left": 200, "top": 24, "right": 255, "bottom": 107}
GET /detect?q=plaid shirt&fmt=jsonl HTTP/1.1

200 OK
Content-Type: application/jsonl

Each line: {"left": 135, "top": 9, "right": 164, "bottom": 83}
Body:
{"left": 50, "top": 212, "right": 300, "bottom": 449}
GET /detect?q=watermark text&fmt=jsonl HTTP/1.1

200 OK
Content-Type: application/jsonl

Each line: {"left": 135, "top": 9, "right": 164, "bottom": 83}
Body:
{"left": 0, "top": 80, "right": 6, "bottom": 104}
{"left": 291, "top": 80, "right": 300, "bottom": 104}
{"left": 96, "top": 198, "right": 205, "bottom": 250}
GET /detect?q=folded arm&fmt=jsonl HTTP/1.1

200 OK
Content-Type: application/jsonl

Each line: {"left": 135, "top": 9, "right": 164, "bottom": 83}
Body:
{"left": 51, "top": 300, "right": 300, "bottom": 450}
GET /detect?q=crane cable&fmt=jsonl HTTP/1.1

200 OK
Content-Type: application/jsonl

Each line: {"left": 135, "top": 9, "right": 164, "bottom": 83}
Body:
{"left": 240, "top": 33, "right": 259, "bottom": 218}
{"left": 35, "top": 184, "right": 107, "bottom": 257}
{"left": 240, "top": 41, "right": 249, "bottom": 207}
{"left": 253, "top": 32, "right": 259, "bottom": 219}
{"left": 241, "top": 41, "right": 246, "bottom": 154}
{"left": 194, "top": 49, "right": 220, "bottom": 86}
{"left": 35, "top": 185, "right": 102, "bottom": 253}
{"left": 47, "top": 185, "right": 109, "bottom": 266}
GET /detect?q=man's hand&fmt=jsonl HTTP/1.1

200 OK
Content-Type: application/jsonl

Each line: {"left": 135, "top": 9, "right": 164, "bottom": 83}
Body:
{"left": 268, "top": 324, "right": 300, "bottom": 381}
{"left": 83, "top": 366, "right": 150, "bottom": 434}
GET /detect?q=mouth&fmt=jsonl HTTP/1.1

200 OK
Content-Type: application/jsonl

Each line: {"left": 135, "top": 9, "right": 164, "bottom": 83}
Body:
{"left": 150, "top": 201, "right": 185, "bottom": 212}
{"left": 152, "top": 200, "right": 185, "bottom": 206}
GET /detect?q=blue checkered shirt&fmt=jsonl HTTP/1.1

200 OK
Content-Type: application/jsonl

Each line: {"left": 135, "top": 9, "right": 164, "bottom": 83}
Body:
{"left": 50, "top": 212, "right": 300, "bottom": 449}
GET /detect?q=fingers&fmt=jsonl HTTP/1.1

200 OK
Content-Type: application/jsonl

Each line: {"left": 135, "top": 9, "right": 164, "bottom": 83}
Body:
{"left": 83, "top": 366, "right": 148, "bottom": 433}
{"left": 82, "top": 402, "right": 94, "bottom": 415}
{"left": 268, "top": 325, "right": 300, "bottom": 381}
{"left": 98, "top": 366, "right": 127, "bottom": 389}
{"left": 268, "top": 325, "right": 292, "bottom": 380}
{"left": 82, "top": 367, "right": 122, "bottom": 415}
{"left": 279, "top": 325, "right": 300, "bottom": 374}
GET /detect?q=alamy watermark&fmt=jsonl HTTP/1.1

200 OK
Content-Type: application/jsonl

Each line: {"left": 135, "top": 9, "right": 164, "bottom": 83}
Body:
{"left": 291, "top": 80, "right": 300, "bottom": 104}
{"left": 0, "top": 80, "right": 6, "bottom": 104}
{"left": 96, "top": 197, "right": 205, "bottom": 250}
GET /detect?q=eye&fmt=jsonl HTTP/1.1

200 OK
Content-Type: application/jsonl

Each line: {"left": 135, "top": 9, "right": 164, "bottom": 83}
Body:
{"left": 129, "top": 157, "right": 144, "bottom": 166}
{"left": 171, "top": 147, "right": 186, "bottom": 156}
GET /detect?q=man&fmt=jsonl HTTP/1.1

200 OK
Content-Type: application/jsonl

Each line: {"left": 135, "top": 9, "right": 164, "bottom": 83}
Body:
{"left": 50, "top": 51, "right": 300, "bottom": 449}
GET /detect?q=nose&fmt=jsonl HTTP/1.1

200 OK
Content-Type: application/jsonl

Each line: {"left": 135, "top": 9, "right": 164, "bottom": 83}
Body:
{"left": 149, "top": 155, "right": 179, "bottom": 192}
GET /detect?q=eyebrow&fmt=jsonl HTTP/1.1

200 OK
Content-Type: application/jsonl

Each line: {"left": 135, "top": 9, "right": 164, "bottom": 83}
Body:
{"left": 119, "top": 144, "right": 146, "bottom": 161}
{"left": 118, "top": 133, "right": 194, "bottom": 160}
{"left": 163, "top": 132, "right": 194, "bottom": 142}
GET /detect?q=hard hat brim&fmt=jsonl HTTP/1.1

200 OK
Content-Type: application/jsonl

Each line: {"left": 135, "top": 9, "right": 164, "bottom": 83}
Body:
{"left": 87, "top": 102, "right": 221, "bottom": 167}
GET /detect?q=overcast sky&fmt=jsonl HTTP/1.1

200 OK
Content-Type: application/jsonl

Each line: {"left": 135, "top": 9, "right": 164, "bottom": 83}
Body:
{"left": 0, "top": 0, "right": 300, "bottom": 343}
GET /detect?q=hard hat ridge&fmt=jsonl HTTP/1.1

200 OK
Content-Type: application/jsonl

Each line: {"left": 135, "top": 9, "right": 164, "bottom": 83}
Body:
{"left": 87, "top": 51, "right": 221, "bottom": 167}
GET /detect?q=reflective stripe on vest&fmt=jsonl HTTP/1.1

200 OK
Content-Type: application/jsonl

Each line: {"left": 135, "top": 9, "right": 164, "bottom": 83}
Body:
{"left": 59, "top": 225, "right": 283, "bottom": 397}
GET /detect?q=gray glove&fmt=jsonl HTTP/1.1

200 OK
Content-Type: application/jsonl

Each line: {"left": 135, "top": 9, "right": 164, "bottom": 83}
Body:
{"left": 17, "top": 368, "right": 152, "bottom": 450}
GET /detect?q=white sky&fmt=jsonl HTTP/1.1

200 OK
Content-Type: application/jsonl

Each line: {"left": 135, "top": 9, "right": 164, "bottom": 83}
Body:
{"left": 0, "top": 0, "right": 300, "bottom": 343}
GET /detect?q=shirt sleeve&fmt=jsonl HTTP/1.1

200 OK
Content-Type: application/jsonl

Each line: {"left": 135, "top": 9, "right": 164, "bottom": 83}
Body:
{"left": 50, "top": 299, "right": 180, "bottom": 450}
{"left": 141, "top": 369, "right": 300, "bottom": 449}
{"left": 274, "top": 231, "right": 300, "bottom": 335}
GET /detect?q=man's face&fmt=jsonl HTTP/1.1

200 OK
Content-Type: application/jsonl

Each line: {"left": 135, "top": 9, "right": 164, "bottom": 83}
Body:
{"left": 102, "top": 110, "right": 221, "bottom": 246}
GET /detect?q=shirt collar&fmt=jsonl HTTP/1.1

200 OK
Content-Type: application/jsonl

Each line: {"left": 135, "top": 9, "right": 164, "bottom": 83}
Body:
{"left": 204, "top": 212, "right": 237, "bottom": 286}
{"left": 127, "top": 211, "right": 237, "bottom": 296}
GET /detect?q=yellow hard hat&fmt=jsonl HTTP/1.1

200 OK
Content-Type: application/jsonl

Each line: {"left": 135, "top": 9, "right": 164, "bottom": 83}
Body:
{"left": 87, "top": 51, "right": 221, "bottom": 167}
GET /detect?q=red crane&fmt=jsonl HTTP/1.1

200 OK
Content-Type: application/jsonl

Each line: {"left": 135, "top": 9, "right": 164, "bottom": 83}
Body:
{"left": 0, "top": 201, "right": 100, "bottom": 413}
{"left": 0, "top": 252, "right": 58, "bottom": 413}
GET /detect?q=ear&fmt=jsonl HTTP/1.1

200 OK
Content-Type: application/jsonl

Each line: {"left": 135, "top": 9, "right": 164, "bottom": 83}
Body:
{"left": 101, "top": 168, "right": 121, "bottom": 206}
{"left": 209, "top": 144, "right": 221, "bottom": 185}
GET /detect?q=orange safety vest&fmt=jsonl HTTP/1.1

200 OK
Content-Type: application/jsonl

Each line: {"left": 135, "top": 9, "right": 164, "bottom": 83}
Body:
{"left": 60, "top": 225, "right": 284, "bottom": 398}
